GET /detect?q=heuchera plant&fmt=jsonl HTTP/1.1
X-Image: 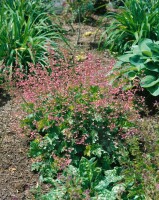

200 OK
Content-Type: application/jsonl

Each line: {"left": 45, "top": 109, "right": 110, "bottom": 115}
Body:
{"left": 14, "top": 52, "right": 140, "bottom": 198}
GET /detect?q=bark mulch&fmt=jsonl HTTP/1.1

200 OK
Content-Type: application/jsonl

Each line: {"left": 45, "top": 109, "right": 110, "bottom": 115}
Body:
{"left": 0, "top": 89, "right": 38, "bottom": 200}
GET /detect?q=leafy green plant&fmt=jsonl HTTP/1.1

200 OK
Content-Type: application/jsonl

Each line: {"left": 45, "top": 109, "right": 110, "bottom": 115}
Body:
{"left": 35, "top": 158, "right": 124, "bottom": 200}
{"left": 0, "top": 0, "right": 66, "bottom": 76}
{"left": 13, "top": 54, "right": 141, "bottom": 199}
{"left": 121, "top": 117, "right": 159, "bottom": 199}
{"left": 100, "top": 0, "right": 159, "bottom": 53}
{"left": 112, "top": 39, "right": 159, "bottom": 96}
{"left": 66, "top": 0, "right": 95, "bottom": 21}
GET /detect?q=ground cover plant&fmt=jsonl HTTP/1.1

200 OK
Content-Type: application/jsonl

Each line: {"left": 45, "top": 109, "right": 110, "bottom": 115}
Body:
{"left": 1, "top": 0, "right": 159, "bottom": 199}
{"left": 11, "top": 49, "right": 159, "bottom": 199}
{"left": 12, "top": 51, "right": 158, "bottom": 199}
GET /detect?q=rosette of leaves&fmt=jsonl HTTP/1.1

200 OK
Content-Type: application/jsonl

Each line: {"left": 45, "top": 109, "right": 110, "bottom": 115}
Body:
{"left": 113, "top": 39, "right": 159, "bottom": 96}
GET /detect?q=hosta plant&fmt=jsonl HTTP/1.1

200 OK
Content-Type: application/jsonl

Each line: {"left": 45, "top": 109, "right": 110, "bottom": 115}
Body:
{"left": 112, "top": 39, "right": 159, "bottom": 96}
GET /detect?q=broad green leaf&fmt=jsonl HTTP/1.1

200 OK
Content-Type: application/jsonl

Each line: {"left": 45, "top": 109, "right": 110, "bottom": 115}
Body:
{"left": 129, "top": 55, "right": 143, "bottom": 66}
{"left": 142, "top": 50, "right": 152, "bottom": 57}
{"left": 140, "top": 75, "right": 159, "bottom": 88}
{"left": 147, "top": 42, "right": 159, "bottom": 54}
{"left": 118, "top": 54, "right": 132, "bottom": 63}
{"left": 127, "top": 71, "right": 136, "bottom": 80}
{"left": 145, "top": 62, "right": 159, "bottom": 72}
{"left": 132, "top": 45, "right": 141, "bottom": 55}
{"left": 147, "top": 83, "right": 159, "bottom": 96}
{"left": 139, "top": 38, "right": 152, "bottom": 53}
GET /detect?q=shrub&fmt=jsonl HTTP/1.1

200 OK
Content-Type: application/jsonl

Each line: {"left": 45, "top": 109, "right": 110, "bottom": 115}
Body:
{"left": 66, "top": 0, "right": 95, "bottom": 21}
{"left": 112, "top": 39, "right": 159, "bottom": 96}
{"left": 100, "top": 0, "right": 159, "bottom": 54}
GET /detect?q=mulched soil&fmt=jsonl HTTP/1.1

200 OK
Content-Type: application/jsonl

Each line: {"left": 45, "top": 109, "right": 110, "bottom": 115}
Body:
{"left": 0, "top": 89, "right": 38, "bottom": 200}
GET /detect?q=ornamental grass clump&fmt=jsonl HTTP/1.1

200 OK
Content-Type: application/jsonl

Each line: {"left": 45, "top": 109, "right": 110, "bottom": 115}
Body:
{"left": 0, "top": 0, "right": 67, "bottom": 78}
{"left": 101, "top": 0, "right": 159, "bottom": 54}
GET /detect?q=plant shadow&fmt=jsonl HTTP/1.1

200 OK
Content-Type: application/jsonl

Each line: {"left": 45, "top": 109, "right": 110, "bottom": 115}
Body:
{"left": 0, "top": 88, "right": 11, "bottom": 107}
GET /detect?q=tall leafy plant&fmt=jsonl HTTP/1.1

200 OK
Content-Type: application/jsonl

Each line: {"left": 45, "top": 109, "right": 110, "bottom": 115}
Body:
{"left": 100, "top": 0, "right": 159, "bottom": 54}
{"left": 0, "top": 0, "right": 66, "bottom": 77}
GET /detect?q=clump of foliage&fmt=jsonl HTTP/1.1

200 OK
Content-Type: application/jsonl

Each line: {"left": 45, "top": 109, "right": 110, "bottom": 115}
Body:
{"left": 121, "top": 117, "right": 159, "bottom": 199}
{"left": 112, "top": 39, "right": 159, "bottom": 96}
{"left": 101, "top": 0, "right": 159, "bottom": 53}
{"left": 39, "top": 162, "right": 124, "bottom": 200}
{"left": 0, "top": 0, "right": 66, "bottom": 77}
{"left": 14, "top": 53, "right": 140, "bottom": 199}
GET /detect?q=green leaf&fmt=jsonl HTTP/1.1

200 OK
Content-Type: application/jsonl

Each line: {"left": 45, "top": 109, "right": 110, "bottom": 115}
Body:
{"left": 145, "top": 62, "right": 159, "bottom": 72}
{"left": 84, "top": 145, "right": 91, "bottom": 157}
{"left": 140, "top": 75, "right": 159, "bottom": 88}
{"left": 147, "top": 83, "right": 159, "bottom": 96}
{"left": 132, "top": 45, "right": 141, "bottom": 55}
{"left": 139, "top": 39, "right": 152, "bottom": 53}
{"left": 118, "top": 54, "right": 132, "bottom": 63}
{"left": 127, "top": 71, "right": 136, "bottom": 80}
{"left": 147, "top": 42, "right": 159, "bottom": 54}
{"left": 142, "top": 51, "right": 152, "bottom": 57}
{"left": 129, "top": 55, "right": 143, "bottom": 66}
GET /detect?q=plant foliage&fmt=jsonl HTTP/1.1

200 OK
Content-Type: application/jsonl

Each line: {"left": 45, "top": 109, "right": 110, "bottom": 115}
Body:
{"left": 13, "top": 54, "right": 140, "bottom": 199}
{"left": 113, "top": 39, "right": 159, "bottom": 96}
{"left": 101, "top": 0, "right": 159, "bottom": 53}
{"left": 0, "top": 0, "right": 66, "bottom": 77}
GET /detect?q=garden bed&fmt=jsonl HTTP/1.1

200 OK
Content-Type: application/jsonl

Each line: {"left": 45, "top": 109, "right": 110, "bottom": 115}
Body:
{"left": 0, "top": 1, "right": 159, "bottom": 199}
